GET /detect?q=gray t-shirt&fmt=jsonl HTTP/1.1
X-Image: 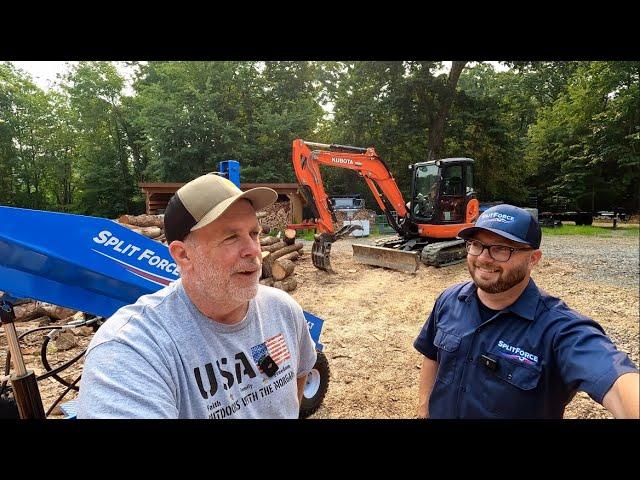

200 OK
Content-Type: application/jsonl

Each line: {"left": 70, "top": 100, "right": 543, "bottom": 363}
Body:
{"left": 76, "top": 281, "right": 317, "bottom": 419}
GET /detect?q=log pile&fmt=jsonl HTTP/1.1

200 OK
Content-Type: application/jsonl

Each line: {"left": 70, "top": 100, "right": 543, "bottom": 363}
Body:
{"left": 258, "top": 231, "right": 303, "bottom": 293}
{"left": 333, "top": 208, "right": 378, "bottom": 225}
{"left": 259, "top": 202, "right": 291, "bottom": 232}
{"left": 117, "top": 214, "right": 167, "bottom": 244}
{"left": 0, "top": 295, "right": 79, "bottom": 324}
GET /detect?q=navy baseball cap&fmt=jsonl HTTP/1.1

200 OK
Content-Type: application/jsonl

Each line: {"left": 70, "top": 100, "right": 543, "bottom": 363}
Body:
{"left": 457, "top": 204, "right": 542, "bottom": 249}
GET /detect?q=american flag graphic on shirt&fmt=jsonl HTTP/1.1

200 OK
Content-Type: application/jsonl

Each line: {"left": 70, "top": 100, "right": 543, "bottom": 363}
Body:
{"left": 250, "top": 333, "right": 291, "bottom": 372}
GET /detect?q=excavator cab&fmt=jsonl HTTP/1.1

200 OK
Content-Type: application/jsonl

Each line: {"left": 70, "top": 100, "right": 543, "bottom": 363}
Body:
{"left": 410, "top": 158, "right": 475, "bottom": 226}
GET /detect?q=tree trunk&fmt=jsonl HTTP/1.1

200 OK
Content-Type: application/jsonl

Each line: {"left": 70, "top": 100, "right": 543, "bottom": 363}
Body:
{"left": 427, "top": 61, "right": 467, "bottom": 160}
{"left": 272, "top": 259, "right": 295, "bottom": 281}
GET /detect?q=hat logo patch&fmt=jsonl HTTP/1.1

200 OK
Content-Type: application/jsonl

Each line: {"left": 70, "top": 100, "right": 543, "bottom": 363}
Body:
{"left": 482, "top": 212, "right": 515, "bottom": 224}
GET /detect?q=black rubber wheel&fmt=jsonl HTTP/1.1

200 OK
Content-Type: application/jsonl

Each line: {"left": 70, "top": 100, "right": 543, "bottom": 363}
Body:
{"left": 299, "top": 351, "right": 330, "bottom": 419}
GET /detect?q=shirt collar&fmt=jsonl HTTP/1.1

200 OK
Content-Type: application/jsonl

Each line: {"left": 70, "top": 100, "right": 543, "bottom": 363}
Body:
{"left": 457, "top": 278, "right": 540, "bottom": 321}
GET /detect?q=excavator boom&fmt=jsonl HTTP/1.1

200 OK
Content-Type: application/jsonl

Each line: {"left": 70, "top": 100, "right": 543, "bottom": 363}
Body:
{"left": 292, "top": 139, "right": 420, "bottom": 272}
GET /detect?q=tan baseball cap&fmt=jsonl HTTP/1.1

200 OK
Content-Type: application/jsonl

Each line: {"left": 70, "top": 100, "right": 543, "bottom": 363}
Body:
{"left": 164, "top": 173, "right": 278, "bottom": 243}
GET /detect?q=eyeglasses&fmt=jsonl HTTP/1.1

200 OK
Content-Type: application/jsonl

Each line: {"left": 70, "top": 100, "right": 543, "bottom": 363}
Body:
{"left": 465, "top": 240, "right": 533, "bottom": 262}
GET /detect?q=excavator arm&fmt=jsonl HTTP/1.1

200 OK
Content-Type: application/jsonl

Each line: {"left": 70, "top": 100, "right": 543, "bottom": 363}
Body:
{"left": 292, "top": 139, "right": 409, "bottom": 235}
{"left": 292, "top": 139, "right": 412, "bottom": 272}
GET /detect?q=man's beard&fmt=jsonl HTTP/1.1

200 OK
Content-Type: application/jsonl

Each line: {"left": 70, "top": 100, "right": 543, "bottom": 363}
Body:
{"left": 189, "top": 245, "right": 260, "bottom": 304}
{"left": 468, "top": 258, "right": 529, "bottom": 294}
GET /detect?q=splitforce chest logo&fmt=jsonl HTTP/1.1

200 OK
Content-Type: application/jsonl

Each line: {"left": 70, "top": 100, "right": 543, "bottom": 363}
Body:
{"left": 496, "top": 340, "right": 539, "bottom": 366}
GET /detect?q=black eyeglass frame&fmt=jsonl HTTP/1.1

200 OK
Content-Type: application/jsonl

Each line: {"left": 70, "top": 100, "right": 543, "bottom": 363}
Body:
{"left": 464, "top": 239, "right": 534, "bottom": 262}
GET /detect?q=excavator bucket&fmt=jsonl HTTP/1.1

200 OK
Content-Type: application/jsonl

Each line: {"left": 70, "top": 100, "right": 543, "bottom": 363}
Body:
{"left": 311, "top": 233, "right": 334, "bottom": 273}
{"left": 352, "top": 244, "right": 420, "bottom": 274}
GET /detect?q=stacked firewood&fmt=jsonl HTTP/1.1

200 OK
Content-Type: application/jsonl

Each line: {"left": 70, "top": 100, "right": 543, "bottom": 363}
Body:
{"left": 258, "top": 229, "right": 302, "bottom": 293}
{"left": 259, "top": 202, "right": 291, "bottom": 232}
{"left": 116, "top": 214, "right": 167, "bottom": 243}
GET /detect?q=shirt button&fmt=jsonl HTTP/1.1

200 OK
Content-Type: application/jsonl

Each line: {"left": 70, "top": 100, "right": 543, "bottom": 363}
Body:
{"left": 507, "top": 374, "right": 513, "bottom": 380}
{"left": 467, "top": 357, "right": 473, "bottom": 363}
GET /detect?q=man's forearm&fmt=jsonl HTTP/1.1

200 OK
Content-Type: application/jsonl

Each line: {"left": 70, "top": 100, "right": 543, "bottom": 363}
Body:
{"left": 603, "top": 372, "right": 640, "bottom": 419}
{"left": 417, "top": 356, "right": 438, "bottom": 418}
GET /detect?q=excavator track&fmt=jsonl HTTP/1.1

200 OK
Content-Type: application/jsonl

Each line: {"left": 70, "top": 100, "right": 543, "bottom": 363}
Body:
{"left": 419, "top": 239, "right": 468, "bottom": 267}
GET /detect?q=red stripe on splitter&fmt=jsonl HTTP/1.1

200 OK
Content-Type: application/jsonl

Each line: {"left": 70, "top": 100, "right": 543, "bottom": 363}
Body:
{"left": 123, "top": 264, "right": 171, "bottom": 286}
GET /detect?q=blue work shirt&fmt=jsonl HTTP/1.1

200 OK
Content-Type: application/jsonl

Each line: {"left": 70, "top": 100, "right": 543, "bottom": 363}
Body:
{"left": 414, "top": 279, "right": 638, "bottom": 419}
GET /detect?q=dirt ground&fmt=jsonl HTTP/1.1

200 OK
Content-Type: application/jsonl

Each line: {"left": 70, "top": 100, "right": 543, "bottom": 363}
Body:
{"left": 289, "top": 229, "right": 639, "bottom": 419}
{"left": 2, "top": 226, "right": 638, "bottom": 419}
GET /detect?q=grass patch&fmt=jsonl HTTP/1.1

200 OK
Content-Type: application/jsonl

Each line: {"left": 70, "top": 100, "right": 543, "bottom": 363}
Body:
{"left": 542, "top": 224, "right": 639, "bottom": 237}
{"left": 297, "top": 229, "right": 316, "bottom": 241}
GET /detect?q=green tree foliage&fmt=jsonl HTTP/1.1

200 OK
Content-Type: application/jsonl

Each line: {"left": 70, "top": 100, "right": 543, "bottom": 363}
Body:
{"left": 326, "top": 62, "right": 460, "bottom": 196}
{"left": 0, "top": 63, "right": 75, "bottom": 210}
{"left": 62, "top": 62, "right": 138, "bottom": 217}
{"left": 131, "top": 61, "right": 323, "bottom": 184}
{"left": 526, "top": 61, "right": 640, "bottom": 211}
{"left": 1, "top": 60, "right": 637, "bottom": 218}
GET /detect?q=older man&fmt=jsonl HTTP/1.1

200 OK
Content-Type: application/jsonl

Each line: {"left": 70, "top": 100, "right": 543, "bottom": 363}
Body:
{"left": 414, "top": 204, "right": 638, "bottom": 419}
{"left": 77, "top": 174, "right": 317, "bottom": 418}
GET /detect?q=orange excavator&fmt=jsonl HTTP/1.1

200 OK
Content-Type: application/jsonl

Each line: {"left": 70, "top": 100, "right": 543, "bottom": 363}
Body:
{"left": 291, "top": 139, "right": 480, "bottom": 273}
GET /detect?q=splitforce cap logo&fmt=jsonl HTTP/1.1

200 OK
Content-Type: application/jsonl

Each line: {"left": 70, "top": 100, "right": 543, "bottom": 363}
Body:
{"left": 481, "top": 212, "right": 515, "bottom": 224}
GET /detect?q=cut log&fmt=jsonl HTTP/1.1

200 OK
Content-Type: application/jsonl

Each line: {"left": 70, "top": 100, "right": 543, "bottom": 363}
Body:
{"left": 273, "top": 277, "right": 297, "bottom": 292}
{"left": 269, "top": 242, "right": 304, "bottom": 262}
{"left": 283, "top": 228, "right": 297, "bottom": 246}
{"left": 261, "top": 251, "right": 272, "bottom": 278}
{"left": 256, "top": 211, "right": 267, "bottom": 219}
{"left": 119, "top": 224, "right": 163, "bottom": 238}
{"left": 38, "top": 303, "right": 76, "bottom": 320}
{"left": 117, "top": 214, "right": 164, "bottom": 228}
{"left": 261, "top": 240, "right": 286, "bottom": 253}
{"left": 279, "top": 251, "right": 299, "bottom": 262}
{"left": 259, "top": 277, "right": 274, "bottom": 287}
{"left": 259, "top": 236, "right": 280, "bottom": 247}
{"left": 13, "top": 302, "right": 42, "bottom": 322}
{"left": 272, "top": 259, "right": 295, "bottom": 281}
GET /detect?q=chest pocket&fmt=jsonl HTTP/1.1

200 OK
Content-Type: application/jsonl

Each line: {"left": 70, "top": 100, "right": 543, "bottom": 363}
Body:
{"left": 493, "top": 357, "right": 541, "bottom": 390}
{"left": 480, "top": 352, "right": 543, "bottom": 418}
{"left": 433, "top": 329, "right": 461, "bottom": 385}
